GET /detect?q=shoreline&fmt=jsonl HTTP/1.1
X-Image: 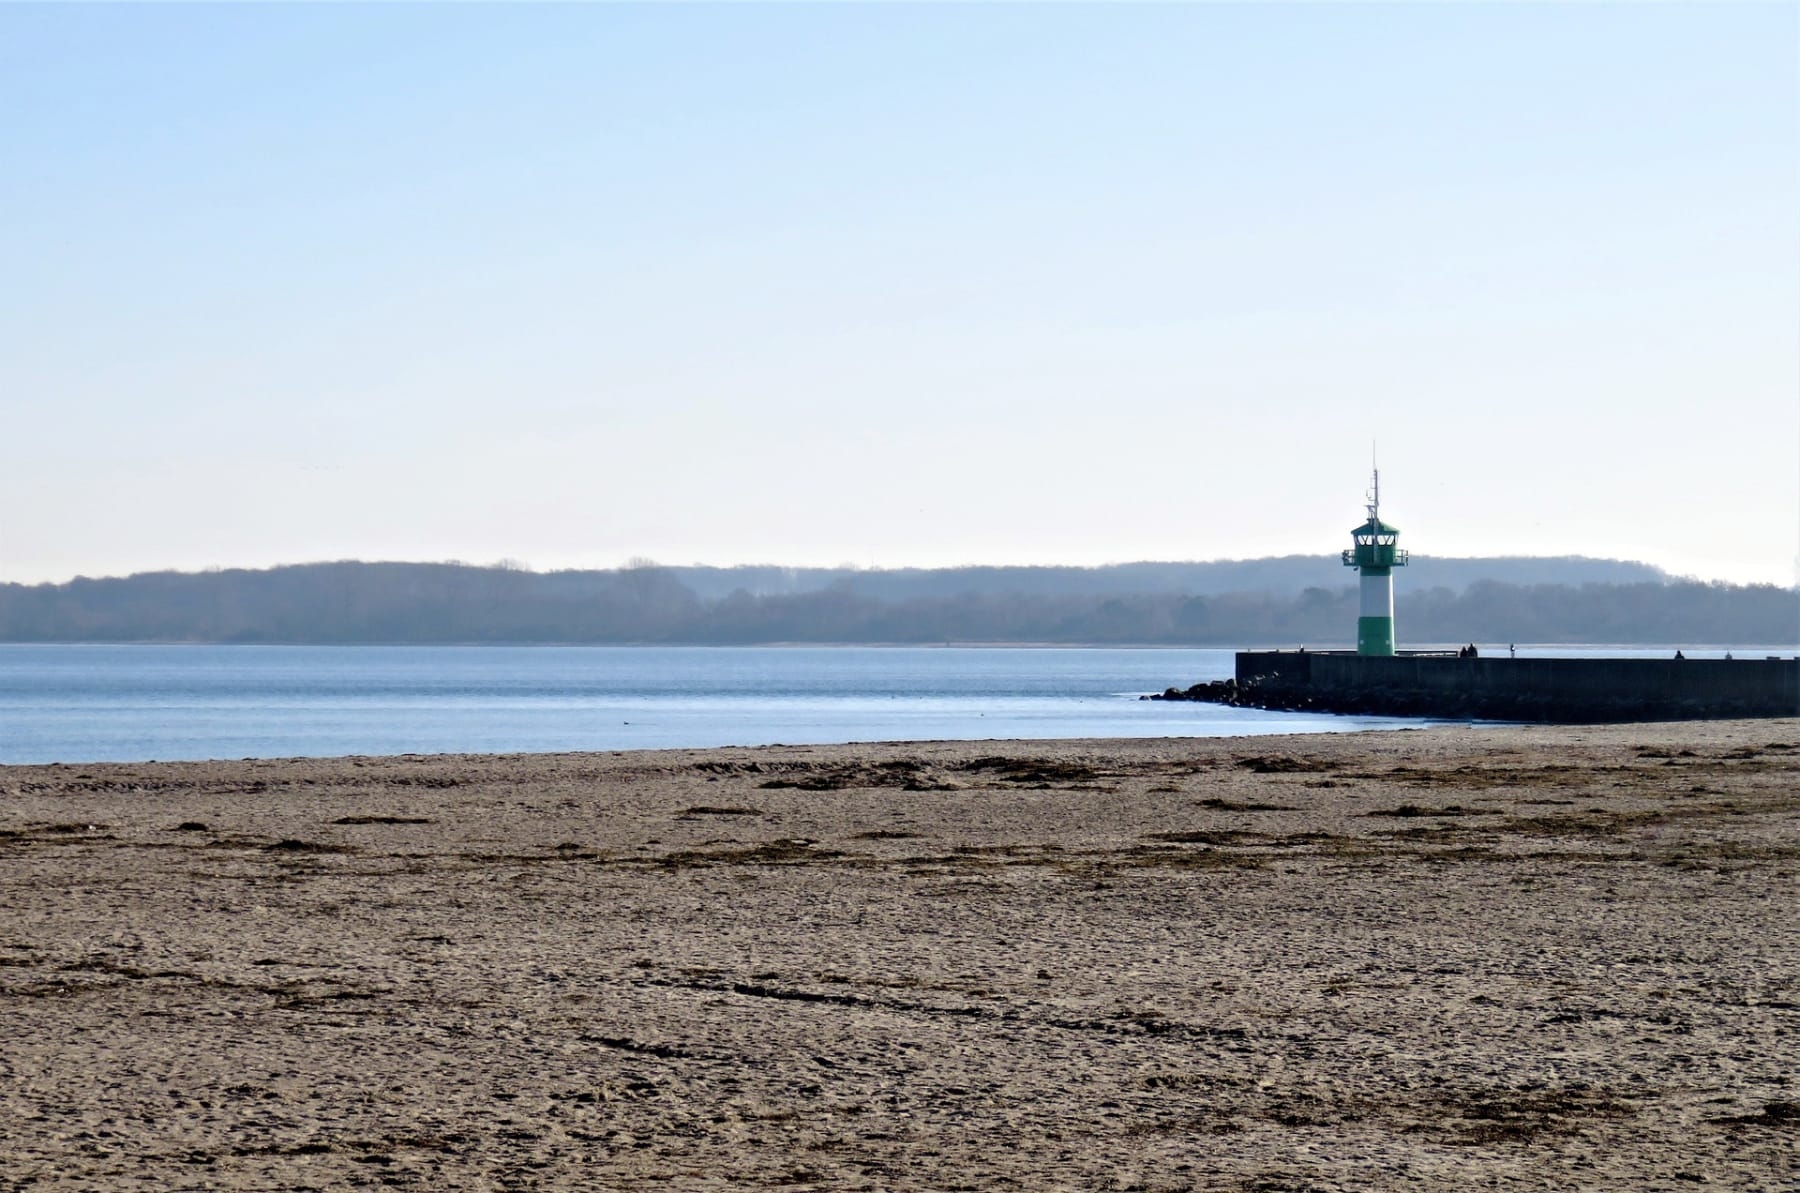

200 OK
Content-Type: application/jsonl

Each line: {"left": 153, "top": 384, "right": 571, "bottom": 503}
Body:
{"left": 8, "top": 720, "right": 1440, "bottom": 770}
{"left": 4, "top": 720, "right": 1796, "bottom": 1189}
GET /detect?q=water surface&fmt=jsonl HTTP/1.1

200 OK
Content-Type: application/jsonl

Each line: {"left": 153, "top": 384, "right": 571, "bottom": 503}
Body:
{"left": 0, "top": 645, "right": 1412, "bottom": 764}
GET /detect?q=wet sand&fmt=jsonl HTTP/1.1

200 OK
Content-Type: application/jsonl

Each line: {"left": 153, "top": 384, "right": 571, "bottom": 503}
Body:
{"left": 2, "top": 720, "right": 1796, "bottom": 1190}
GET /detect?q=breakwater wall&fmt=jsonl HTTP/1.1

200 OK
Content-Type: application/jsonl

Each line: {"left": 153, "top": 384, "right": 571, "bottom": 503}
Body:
{"left": 1153, "top": 652, "right": 1799, "bottom": 722}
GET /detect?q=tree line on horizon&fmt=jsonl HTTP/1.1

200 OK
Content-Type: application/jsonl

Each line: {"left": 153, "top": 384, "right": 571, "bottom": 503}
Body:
{"left": 0, "top": 559, "right": 1792, "bottom": 647}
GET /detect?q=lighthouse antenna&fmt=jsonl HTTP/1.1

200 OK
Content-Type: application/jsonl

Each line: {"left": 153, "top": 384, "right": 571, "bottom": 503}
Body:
{"left": 1366, "top": 445, "right": 1380, "bottom": 524}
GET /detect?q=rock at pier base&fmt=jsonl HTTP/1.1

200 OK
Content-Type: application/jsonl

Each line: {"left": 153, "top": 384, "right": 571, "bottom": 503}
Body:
{"left": 1145, "top": 679, "right": 1245, "bottom": 706}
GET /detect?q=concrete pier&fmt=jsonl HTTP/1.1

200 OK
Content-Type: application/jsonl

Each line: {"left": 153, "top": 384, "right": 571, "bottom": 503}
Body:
{"left": 1154, "top": 652, "right": 1799, "bottom": 722}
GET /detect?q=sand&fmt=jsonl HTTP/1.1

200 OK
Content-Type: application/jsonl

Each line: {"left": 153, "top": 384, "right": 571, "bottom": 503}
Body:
{"left": 1, "top": 720, "right": 1796, "bottom": 1191}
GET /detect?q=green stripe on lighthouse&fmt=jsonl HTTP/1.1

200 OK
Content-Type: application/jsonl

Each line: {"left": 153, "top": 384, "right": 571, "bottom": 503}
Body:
{"left": 1357, "top": 617, "right": 1396, "bottom": 656}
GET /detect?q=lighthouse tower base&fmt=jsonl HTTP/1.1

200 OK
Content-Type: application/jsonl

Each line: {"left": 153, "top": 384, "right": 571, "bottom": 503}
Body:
{"left": 1357, "top": 567, "right": 1396, "bottom": 656}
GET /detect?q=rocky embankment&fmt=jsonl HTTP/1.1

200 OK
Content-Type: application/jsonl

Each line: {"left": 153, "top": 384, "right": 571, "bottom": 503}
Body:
{"left": 1144, "top": 677, "right": 1381, "bottom": 718}
{"left": 1146, "top": 679, "right": 1265, "bottom": 708}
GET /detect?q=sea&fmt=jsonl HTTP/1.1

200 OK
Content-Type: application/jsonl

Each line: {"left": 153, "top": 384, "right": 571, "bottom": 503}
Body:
{"left": 0, "top": 644, "right": 1771, "bottom": 765}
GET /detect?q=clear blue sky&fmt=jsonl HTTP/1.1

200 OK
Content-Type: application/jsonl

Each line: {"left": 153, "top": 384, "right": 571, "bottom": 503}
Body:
{"left": 4, "top": 2, "right": 1796, "bottom": 585}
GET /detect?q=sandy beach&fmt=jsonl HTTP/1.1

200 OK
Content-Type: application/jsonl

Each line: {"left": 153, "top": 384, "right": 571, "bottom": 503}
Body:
{"left": 2, "top": 720, "right": 1795, "bottom": 1191}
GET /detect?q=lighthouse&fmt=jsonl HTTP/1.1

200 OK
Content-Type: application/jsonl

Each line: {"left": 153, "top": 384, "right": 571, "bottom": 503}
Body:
{"left": 1342, "top": 467, "right": 1408, "bottom": 655}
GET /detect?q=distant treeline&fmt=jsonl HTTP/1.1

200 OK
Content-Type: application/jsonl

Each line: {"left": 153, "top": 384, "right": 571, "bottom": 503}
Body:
{"left": 1, "top": 559, "right": 1792, "bottom": 647}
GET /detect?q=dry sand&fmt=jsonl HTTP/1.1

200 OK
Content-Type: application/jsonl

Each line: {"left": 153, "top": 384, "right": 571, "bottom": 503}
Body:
{"left": 2, "top": 720, "right": 1796, "bottom": 1191}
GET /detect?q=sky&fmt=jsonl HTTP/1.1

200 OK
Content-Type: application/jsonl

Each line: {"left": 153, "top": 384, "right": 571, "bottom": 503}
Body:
{"left": 3, "top": 2, "right": 1796, "bottom": 587}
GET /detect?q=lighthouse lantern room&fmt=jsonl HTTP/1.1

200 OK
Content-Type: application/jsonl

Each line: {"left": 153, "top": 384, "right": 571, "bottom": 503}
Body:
{"left": 1341, "top": 467, "right": 1409, "bottom": 656}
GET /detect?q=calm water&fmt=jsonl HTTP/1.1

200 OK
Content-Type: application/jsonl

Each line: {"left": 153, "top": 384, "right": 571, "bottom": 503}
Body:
{"left": 0, "top": 645, "right": 1418, "bottom": 764}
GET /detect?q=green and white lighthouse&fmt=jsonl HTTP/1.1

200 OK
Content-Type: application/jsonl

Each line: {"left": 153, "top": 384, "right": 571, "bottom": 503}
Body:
{"left": 1341, "top": 467, "right": 1408, "bottom": 655}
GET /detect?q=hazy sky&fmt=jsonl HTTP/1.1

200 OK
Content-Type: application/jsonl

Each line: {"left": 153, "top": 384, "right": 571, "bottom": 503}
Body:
{"left": 4, "top": 2, "right": 1796, "bottom": 586}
